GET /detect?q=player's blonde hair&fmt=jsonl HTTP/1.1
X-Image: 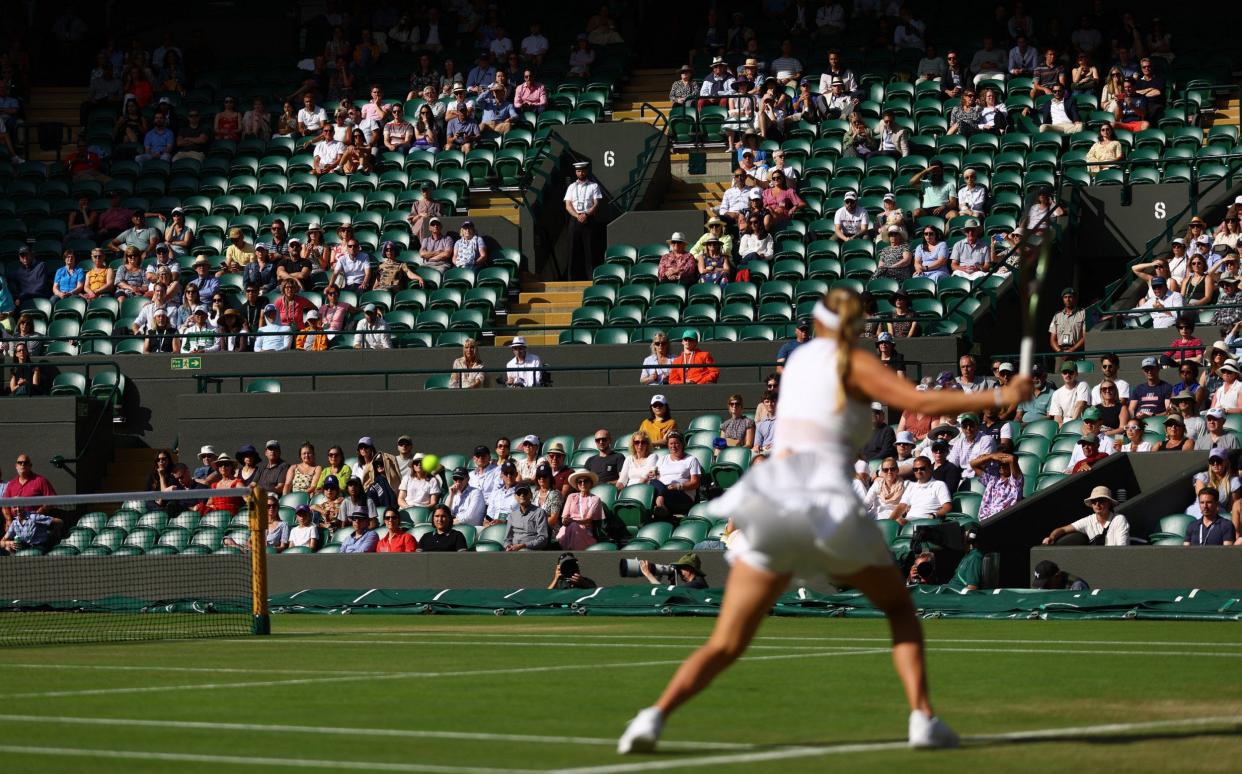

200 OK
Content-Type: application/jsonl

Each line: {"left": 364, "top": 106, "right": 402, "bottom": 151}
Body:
{"left": 818, "top": 288, "right": 866, "bottom": 411}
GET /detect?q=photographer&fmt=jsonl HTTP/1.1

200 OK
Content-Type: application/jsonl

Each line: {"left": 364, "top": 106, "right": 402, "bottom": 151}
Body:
{"left": 641, "top": 553, "right": 709, "bottom": 589}
{"left": 548, "top": 552, "right": 596, "bottom": 589}
{"left": 906, "top": 551, "right": 936, "bottom": 586}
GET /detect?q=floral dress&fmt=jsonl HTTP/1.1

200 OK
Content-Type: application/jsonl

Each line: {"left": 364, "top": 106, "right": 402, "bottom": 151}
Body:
{"left": 876, "top": 244, "right": 913, "bottom": 281}
{"left": 699, "top": 253, "right": 730, "bottom": 285}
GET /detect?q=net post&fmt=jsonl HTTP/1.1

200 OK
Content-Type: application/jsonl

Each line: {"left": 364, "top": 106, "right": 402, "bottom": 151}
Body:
{"left": 248, "top": 485, "right": 270, "bottom": 636}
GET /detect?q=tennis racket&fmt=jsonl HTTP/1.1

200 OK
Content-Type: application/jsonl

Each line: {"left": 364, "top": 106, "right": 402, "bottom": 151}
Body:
{"left": 1016, "top": 206, "right": 1056, "bottom": 375}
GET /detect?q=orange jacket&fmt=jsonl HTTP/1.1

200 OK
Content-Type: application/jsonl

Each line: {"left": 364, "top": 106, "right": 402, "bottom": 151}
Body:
{"left": 668, "top": 349, "right": 720, "bottom": 384}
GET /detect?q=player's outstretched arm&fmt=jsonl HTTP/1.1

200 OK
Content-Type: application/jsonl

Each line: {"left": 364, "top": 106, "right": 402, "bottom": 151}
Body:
{"left": 848, "top": 349, "right": 1032, "bottom": 416}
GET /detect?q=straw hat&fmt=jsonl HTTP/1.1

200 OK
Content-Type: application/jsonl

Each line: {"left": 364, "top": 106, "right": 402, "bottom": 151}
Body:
{"left": 1082, "top": 486, "right": 1117, "bottom": 507}
{"left": 568, "top": 469, "right": 599, "bottom": 488}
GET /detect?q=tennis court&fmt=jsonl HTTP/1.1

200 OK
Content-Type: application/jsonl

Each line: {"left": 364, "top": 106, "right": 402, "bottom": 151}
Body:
{"left": 4, "top": 615, "right": 1240, "bottom": 772}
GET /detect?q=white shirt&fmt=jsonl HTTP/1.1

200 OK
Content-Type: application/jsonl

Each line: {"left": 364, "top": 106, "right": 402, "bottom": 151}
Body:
{"left": 718, "top": 185, "right": 751, "bottom": 215}
{"left": 898, "top": 479, "right": 950, "bottom": 519}
{"left": 400, "top": 475, "right": 442, "bottom": 507}
{"left": 1049, "top": 382, "right": 1090, "bottom": 422}
{"left": 833, "top": 205, "right": 871, "bottom": 237}
{"left": 1048, "top": 98, "right": 1071, "bottom": 125}
{"left": 289, "top": 524, "right": 317, "bottom": 547}
{"left": 1091, "top": 378, "right": 1130, "bottom": 403}
{"left": 505, "top": 354, "right": 544, "bottom": 387}
{"left": 563, "top": 179, "right": 602, "bottom": 214}
{"left": 313, "top": 139, "right": 345, "bottom": 169}
{"left": 445, "top": 484, "right": 486, "bottom": 526}
{"left": 298, "top": 106, "right": 327, "bottom": 132}
{"left": 738, "top": 232, "right": 773, "bottom": 258}
{"left": 617, "top": 454, "right": 658, "bottom": 487}
{"left": 520, "top": 34, "right": 549, "bottom": 56}
{"left": 948, "top": 432, "right": 996, "bottom": 476}
{"left": 1139, "top": 291, "right": 1184, "bottom": 328}
{"left": 1069, "top": 513, "right": 1130, "bottom": 546}
{"left": 334, "top": 253, "right": 369, "bottom": 286}
{"left": 1067, "top": 433, "right": 1116, "bottom": 468}
{"left": 655, "top": 454, "right": 702, "bottom": 486}
{"left": 957, "top": 184, "right": 987, "bottom": 214}
{"left": 355, "top": 317, "right": 391, "bottom": 349}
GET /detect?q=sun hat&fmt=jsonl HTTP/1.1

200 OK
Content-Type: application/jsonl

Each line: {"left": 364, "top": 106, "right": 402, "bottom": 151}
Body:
{"left": 1082, "top": 486, "right": 1117, "bottom": 507}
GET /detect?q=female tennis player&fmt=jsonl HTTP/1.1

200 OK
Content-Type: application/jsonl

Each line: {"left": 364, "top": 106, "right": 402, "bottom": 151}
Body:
{"left": 618, "top": 288, "right": 1032, "bottom": 753}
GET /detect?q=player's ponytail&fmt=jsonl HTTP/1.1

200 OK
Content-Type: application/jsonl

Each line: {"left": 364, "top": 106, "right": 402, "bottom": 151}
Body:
{"left": 817, "top": 288, "right": 865, "bottom": 411}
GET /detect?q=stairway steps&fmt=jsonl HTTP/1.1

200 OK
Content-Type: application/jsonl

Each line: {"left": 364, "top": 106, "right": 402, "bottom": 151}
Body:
{"left": 516, "top": 291, "right": 584, "bottom": 305}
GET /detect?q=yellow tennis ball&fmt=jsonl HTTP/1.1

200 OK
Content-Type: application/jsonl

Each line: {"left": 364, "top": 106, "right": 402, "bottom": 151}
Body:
{"left": 421, "top": 454, "right": 440, "bottom": 474}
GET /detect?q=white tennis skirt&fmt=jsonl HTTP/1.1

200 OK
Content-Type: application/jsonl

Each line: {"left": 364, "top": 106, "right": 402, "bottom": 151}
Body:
{"left": 707, "top": 450, "right": 893, "bottom": 580}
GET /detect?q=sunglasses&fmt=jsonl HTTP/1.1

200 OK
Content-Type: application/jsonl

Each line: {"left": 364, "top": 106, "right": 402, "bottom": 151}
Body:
{"left": 594, "top": 437, "right": 610, "bottom": 442}
{"left": 881, "top": 467, "right": 898, "bottom": 472}
{"left": 634, "top": 440, "right": 650, "bottom": 446}
{"left": 728, "top": 401, "right": 741, "bottom": 406}
{"left": 1211, "top": 458, "right": 1227, "bottom": 464}
{"left": 912, "top": 466, "right": 930, "bottom": 472}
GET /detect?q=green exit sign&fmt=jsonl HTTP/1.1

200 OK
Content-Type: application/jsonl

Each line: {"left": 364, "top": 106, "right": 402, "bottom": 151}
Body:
{"left": 170, "top": 357, "right": 202, "bottom": 371}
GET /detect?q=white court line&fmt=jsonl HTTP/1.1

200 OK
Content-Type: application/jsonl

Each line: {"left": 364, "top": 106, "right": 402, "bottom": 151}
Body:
{"left": 0, "top": 714, "right": 755, "bottom": 752}
{"left": 550, "top": 716, "right": 1242, "bottom": 774}
{"left": 0, "top": 744, "right": 538, "bottom": 774}
{"left": 3, "top": 663, "right": 313, "bottom": 675}
{"left": 0, "top": 649, "right": 888, "bottom": 700}
{"left": 297, "top": 631, "right": 1242, "bottom": 649}
{"left": 240, "top": 638, "right": 1242, "bottom": 660}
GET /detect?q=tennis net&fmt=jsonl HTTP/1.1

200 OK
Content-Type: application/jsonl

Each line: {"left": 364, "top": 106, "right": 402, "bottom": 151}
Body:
{"left": 0, "top": 487, "right": 269, "bottom": 646}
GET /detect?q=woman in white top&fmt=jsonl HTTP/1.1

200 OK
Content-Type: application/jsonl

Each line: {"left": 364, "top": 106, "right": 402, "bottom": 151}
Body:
{"left": 1214, "top": 215, "right": 1241, "bottom": 251}
{"left": 288, "top": 507, "right": 319, "bottom": 550}
{"left": 618, "top": 288, "right": 1033, "bottom": 754}
{"left": 399, "top": 456, "right": 443, "bottom": 507}
{"left": 1117, "top": 419, "right": 1153, "bottom": 453}
{"left": 615, "top": 432, "right": 658, "bottom": 488}
{"left": 1211, "top": 359, "right": 1242, "bottom": 412}
{"left": 640, "top": 332, "right": 673, "bottom": 385}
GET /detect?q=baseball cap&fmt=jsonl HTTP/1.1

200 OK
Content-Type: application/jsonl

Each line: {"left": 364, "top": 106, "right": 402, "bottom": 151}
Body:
{"left": 1209, "top": 446, "right": 1229, "bottom": 461}
{"left": 796, "top": 318, "right": 812, "bottom": 332}
{"left": 997, "top": 362, "right": 1015, "bottom": 373}
{"left": 1032, "top": 560, "right": 1061, "bottom": 589}
{"left": 357, "top": 436, "right": 375, "bottom": 448}
{"left": 1141, "top": 356, "right": 1159, "bottom": 369}
{"left": 870, "top": 401, "right": 885, "bottom": 412}
{"left": 322, "top": 475, "right": 340, "bottom": 489}
{"left": 451, "top": 466, "right": 469, "bottom": 479}
{"left": 473, "top": 445, "right": 491, "bottom": 457}
{"left": 959, "top": 412, "right": 979, "bottom": 424}
{"left": 1078, "top": 433, "right": 1099, "bottom": 445}
{"left": 843, "top": 191, "right": 858, "bottom": 201}
{"left": 397, "top": 435, "right": 413, "bottom": 445}
{"left": 650, "top": 394, "right": 667, "bottom": 406}
{"left": 263, "top": 303, "right": 277, "bottom": 314}
{"left": 304, "top": 309, "right": 319, "bottom": 320}
{"left": 521, "top": 434, "right": 540, "bottom": 446}
{"left": 499, "top": 462, "right": 517, "bottom": 475}
{"left": 895, "top": 431, "right": 916, "bottom": 445}
{"left": 680, "top": 328, "right": 699, "bottom": 341}
{"left": 363, "top": 303, "right": 377, "bottom": 313}
{"left": 1060, "top": 360, "right": 1078, "bottom": 373}
{"left": 265, "top": 439, "right": 280, "bottom": 449}
{"left": 1205, "top": 407, "right": 1227, "bottom": 420}
{"left": 1151, "top": 276, "right": 1167, "bottom": 287}
{"left": 1081, "top": 407, "right": 1101, "bottom": 421}
{"left": 198, "top": 445, "right": 216, "bottom": 457}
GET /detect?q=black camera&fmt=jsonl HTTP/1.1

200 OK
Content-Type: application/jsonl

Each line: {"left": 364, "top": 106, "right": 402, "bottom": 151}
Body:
{"left": 558, "top": 553, "right": 580, "bottom": 579}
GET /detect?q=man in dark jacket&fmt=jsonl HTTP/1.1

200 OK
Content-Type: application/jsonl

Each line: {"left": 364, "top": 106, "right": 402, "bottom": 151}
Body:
{"left": 861, "top": 402, "right": 897, "bottom": 461}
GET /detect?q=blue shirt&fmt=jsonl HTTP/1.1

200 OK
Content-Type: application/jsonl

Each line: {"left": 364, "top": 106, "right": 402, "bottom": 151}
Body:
{"left": 54, "top": 266, "right": 85, "bottom": 293}
{"left": 466, "top": 66, "right": 497, "bottom": 90}
{"left": 341, "top": 528, "right": 378, "bottom": 553}
{"left": 144, "top": 127, "right": 175, "bottom": 155}
{"left": 777, "top": 338, "right": 806, "bottom": 363}
{"left": 4, "top": 513, "right": 57, "bottom": 549}
{"left": 0, "top": 275, "right": 14, "bottom": 313}
{"left": 1185, "top": 517, "right": 1235, "bottom": 545}
{"left": 189, "top": 276, "right": 219, "bottom": 298}
{"left": 253, "top": 323, "right": 292, "bottom": 352}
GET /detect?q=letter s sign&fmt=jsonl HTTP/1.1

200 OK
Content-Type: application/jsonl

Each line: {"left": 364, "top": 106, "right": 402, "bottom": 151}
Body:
{"left": 1154, "top": 201, "right": 1166, "bottom": 219}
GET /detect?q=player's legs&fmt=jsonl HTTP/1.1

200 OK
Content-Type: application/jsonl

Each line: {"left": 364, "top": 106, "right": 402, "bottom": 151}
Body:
{"left": 655, "top": 559, "right": 791, "bottom": 714}
{"left": 836, "top": 562, "right": 931, "bottom": 714}
{"left": 619, "top": 559, "right": 788, "bottom": 753}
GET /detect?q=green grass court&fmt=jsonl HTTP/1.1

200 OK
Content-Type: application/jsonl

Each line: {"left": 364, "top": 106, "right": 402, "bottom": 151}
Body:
{"left": 5, "top": 616, "right": 1240, "bottom": 772}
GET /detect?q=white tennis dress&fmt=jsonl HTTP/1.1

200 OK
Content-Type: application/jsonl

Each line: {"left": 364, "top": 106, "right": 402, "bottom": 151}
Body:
{"left": 707, "top": 337, "right": 892, "bottom": 578}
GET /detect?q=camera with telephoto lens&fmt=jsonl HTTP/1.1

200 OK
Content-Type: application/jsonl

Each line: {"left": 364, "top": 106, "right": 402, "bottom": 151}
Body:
{"left": 557, "top": 553, "right": 580, "bottom": 579}
{"left": 619, "top": 558, "right": 675, "bottom": 580}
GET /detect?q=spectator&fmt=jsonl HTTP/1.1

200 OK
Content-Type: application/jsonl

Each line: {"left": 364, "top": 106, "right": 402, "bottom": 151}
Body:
{"left": 927, "top": 438, "right": 963, "bottom": 494}
{"left": 696, "top": 237, "right": 732, "bottom": 285}
{"left": 295, "top": 309, "right": 328, "bottom": 351}
{"left": 378, "top": 508, "right": 417, "bottom": 552}
{"left": 1069, "top": 434, "right": 1109, "bottom": 474}
{"left": 651, "top": 432, "right": 701, "bottom": 519}
{"left": 1037, "top": 84, "right": 1082, "bottom": 134}
{"left": 514, "top": 69, "right": 547, "bottom": 113}
{"left": 5, "top": 248, "right": 47, "bottom": 303}
{"left": 876, "top": 332, "right": 906, "bottom": 377}
{"left": 945, "top": 90, "right": 982, "bottom": 136}
{"left": 776, "top": 320, "right": 813, "bottom": 371}
{"left": 0, "top": 509, "right": 63, "bottom": 555}
{"left": 143, "top": 308, "right": 179, "bottom": 353}
{"left": 281, "top": 442, "right": 321, "bottom": 497}
{"left": 1085, "top": 123, "right": 1123, "bottom": 175}
{"left": 310, "top": 476, "right": 345, "bottom": 528}
{"left": 236, "top": 446, "right": 261, "bottom": 488}
{"left": 556, "top": 470, "right": 602, "bottom": 550}
{"left": 978, "top": 405, "right": 1014, "bottom": 452}
{"left": 640, "top": 332, "right": 673, "bottom": 385}
{"left": 329, "top": 239, "right": 371, "bottom": 291}
{"left": 912, "top": 161, "right": 959, "bottom": 221}
{"left": 720, "top": 395, "right": 757, "bottom": 449}
{"left": 398, "top": 455, "right": 442, "bottom": 509}
{"left": 616, "top": 432, "right": 658, "bottom": 488}
{"left": 1007, "top": 35, "right": 1037, "bottom": 76}
{"left": 417, "top": 218, "right": 454, "bottom": 270}
{"left": 277, "top": 240, "right": 315, "bottom": 291}
{"left": 955, "top": 170, "right": 988, "bottom": 220}
{"left": 1212, "top": 359, "right": 1242, "bottom": 412}
{"left": 864, "top": 457, "right": 906, "bottom": 519}
{"left": 503, "top": 336, "right": 543, "bottom": 387}
{"left": 253, "top": 305, "right": 292, "bottom": 352}
{"left": 1043, "top": 487, "right": 1132, "bottom": 549}
{"left": 206, "top": 455, "right": 245, "bottom": 515}
{"left": 1184, "top": 487, "right": 1235, "bottom": 546}
{"left": 914, "top": 225, "right": 949, "bottom": 280}
{"left": 639, "top": 394, "right": 678, "bottom": 449}
{"left": 449, "top": 221, "right": 487, "bottom": 270}
{"left": 111, "top": 212, "right": 162, "bottom": 259}
{"left": 404, "top": 186, "right": 441, "bottom": 243}
{"left": 497, "top": 482, "right": 548, "bottom": 551}
{"left": 340, "top": 512, "right": 378, "bottom": 553}
{"left": 1214, "top": 275, "right": 1242, "bottom": 329}
{"left": 1069, "top": 409, "right": 1118, "bottom": 465}
{"left": 255, "top": 441, "right": 290, "bottom": 496}
{"left": 243, "top": 245, "right": 279, "bottom": 294}
{"left": 342, "top": 476, "right": 377, "bottom": 524}
{"left": 668, "top": 329, "right": 720, "bottom": 385}
{"left": 1049, "top": 360, "right": 1089, "bottom": 424}
{"left": 1130, "top": 356, "right": 1174, "bottom": 419}
{"left": 1163, "top": 319, "right": 1205, "bottom": 368}
{"left": 761, "top": 171, "right": 804, "bottom": 232}
{"left": 585, "top": 430, "right": 624, "bottom": 484}
{"left": 949, "top": 219, "right": 989, "bottom": 279}
{"left": 873, "top": 110, "right": 909, "bottom": 159}
{"left": 861, "top": 402, "right": 897, "bottom": 461}
{"left": 512, "top": 436, "right": 541, "bottom": 483}
{"left": 2, "top": 453, "right": 57, "bottom": 527}
{"left": 890, "top": 458, "right": 951, "bottom": 524}
{"left": 973, "top": 451, "right": 1023, "bottom": 521}
{"left": 832, "top": 191, "right": 873, "bottom": 242}
{"left": 1091, "top": 354, "right": 1130, "bottom": 405}
{"left": 354, "top": 304, "right": 392, "bottom": 350}
{"left": 443, "top": 467, "right": 485, "bottom": 526}
{"left": 1196, "top": 408, "right": 1242, "bottom": 452}
{"left": 718, "top": 170, "right": 756, "bottom": 225}
{"left": 656, "top": 232, "right": 698, "bottom": 287}
{"left": 444, "top": 100, "right": 480, "bottom": 152}
{"left": 448, "top": 338, "right": 487, "bottom": 389}
{"left": 956, "top": 354, "right": 995, "bottom": 393}
{"left": 1045, "top": 287, "right": 1086, "bottom": 355}
{"left": 285, "top": 506, "right": 317, "bottom": 551}
{"left": 977, "top": 87, "right": 1008, "bottom": 133}
{"left": 543, "top": 442, "right": 574, "bottom": 495}
{"left": 1112, "top": 78, "right": 1150, "bottom": 131}
{"left": 50, "top": 250, "right": 86, "bottom": 301}
{"left": 136, "top": 113, "right": 175, "bottom": 164}
{"left": 752, "top": 391, "right": 778, "bottom": 455}
{"left": 872, "top": 193, "right": 909, "bottom": 245}
{"left": 949, "top": 413, "right": 997, "bottom": 477}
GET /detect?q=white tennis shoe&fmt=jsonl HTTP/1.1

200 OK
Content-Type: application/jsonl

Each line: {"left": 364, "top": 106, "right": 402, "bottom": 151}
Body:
{"left": 908, "top": 709, "right": 959, "bottom": 749}
{"left": 617, "top": 706, "right": 665, "bottom": 754}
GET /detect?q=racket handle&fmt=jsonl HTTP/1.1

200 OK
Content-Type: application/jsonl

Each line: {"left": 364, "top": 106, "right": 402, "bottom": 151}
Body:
{"left": 1020, "top": 336, "right": 1034, "bottom": 375}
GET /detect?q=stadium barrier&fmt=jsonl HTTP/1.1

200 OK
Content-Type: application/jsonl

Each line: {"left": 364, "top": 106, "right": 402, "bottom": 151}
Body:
{"left": 269, "top": 585, "right": 1242, "bottom": 621}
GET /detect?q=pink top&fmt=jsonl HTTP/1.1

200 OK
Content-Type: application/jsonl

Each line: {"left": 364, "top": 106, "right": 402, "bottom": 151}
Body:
{"left": 558, "top": 492, "right": 602, "bottom": 550}
{"left": 514, "top": 83, "right": 547, "bottom": 109}
{"left": 762, "top": 187, "right": 803, "bottom": 216}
